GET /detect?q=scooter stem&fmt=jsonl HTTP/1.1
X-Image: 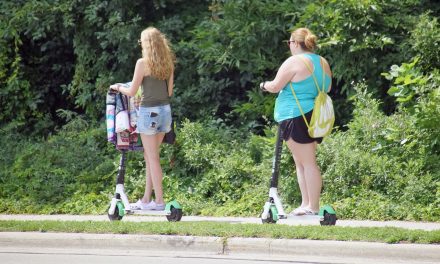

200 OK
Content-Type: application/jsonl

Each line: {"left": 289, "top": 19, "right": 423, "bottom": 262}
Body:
{"left": 117, "top": 150, "right": 127, "bottom": 184}
{"left": 270, "top": 126, "right": 283, "bottom": 188}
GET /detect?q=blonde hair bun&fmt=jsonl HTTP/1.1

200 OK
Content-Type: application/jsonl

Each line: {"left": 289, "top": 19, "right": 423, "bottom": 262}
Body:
{"left": 304, "top": 33, "right": 317, "bottom": 51}
{"left": 292, "top": 27, "right": 317, "bottom": 51}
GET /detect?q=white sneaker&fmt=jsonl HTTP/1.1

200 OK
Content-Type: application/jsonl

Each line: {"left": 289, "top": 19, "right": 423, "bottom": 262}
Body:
{"left": 153, "top": 203, "right": 165, "bottom": 211}
{"left": 130, "top": 200, "right": 155, "bottom": 210}
{"left": 144, "top": 200, "right": 165, "bottom": 211}
{"left": 143, "top": 200, "right": 157, "bottom": 210}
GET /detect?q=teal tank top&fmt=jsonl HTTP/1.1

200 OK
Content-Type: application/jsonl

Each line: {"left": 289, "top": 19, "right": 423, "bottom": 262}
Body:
{"left": 274, "top": 53, "right": 331, "bottom": 122}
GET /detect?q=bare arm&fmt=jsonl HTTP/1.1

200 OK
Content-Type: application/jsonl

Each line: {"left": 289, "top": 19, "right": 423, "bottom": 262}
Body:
{"left": 260, "top": 57, "right": 295, "bottom": 93}
{"left": 321, "top": 57, "right": 332, "bottom": 92}
{"left": 167, "top": 70, "right": 174, "bottom": 97}
{"left": 110, "top": 59, "right": 145, "bottom": 97}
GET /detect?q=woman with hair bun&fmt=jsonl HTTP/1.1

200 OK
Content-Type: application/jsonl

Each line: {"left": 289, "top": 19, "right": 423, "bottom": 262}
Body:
{"left": 259, "top": 27, "right": 332, "bottom": 215}
{"left": 110, "top": 27, "right": 175, "bottom": 211}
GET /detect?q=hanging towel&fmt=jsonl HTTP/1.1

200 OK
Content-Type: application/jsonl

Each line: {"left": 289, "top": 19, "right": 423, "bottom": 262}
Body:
{"left": 106, "top": 82, "right": 143, "bottom": 151}
{"left": 106, "top": 92, "right": 116, "bottom": 143}
{"left": 115, "top": 93, "right": 130, "bottom": 133}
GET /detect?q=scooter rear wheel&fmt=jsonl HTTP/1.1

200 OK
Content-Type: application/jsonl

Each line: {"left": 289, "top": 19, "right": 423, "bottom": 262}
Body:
{"left": 320, "top": 211, "right": 337, "bottom": 226}
{"left": 166, "top": 206, "right": 183, "bottom": 222}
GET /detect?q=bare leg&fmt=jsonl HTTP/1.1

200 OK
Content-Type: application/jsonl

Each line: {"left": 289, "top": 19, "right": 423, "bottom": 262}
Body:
{"left": 286, "top": 139, "right": 321, "bottom": 212}
{"left": 140, "top": 132, "right": 166, "bottom": 205}
{"left": 286, "top": 142, "right": 309, "bottom": 207}
{"left": 141, "top": 151, "right": 153, "bottom": 203}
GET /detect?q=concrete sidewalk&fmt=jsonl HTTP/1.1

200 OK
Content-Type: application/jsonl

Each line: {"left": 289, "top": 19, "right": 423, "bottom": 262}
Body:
{"left": 0, "top": 214, "right": 439, "bottom": 231}
{"left": 0, "top": 231, "right": 439, "bottom": 264}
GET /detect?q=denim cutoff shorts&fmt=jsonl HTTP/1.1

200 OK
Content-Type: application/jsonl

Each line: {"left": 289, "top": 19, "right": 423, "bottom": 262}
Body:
{"left": 137, "top": 104, "right": 172, "bottom": 135}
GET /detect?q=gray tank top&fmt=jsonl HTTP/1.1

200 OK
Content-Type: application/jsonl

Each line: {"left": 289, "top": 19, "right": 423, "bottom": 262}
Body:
{"left": 140, "top": 76, "right": 170, "bottom": 107}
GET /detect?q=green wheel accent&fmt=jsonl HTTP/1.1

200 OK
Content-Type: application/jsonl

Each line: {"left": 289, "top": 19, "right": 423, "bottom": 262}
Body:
{"left": 270, "top": 205, "right": 279, "bottom": 222}
{"left": 165, "top": 200, "right": 182, "bottom": 214}
{"left": 108, "top": 201, "right": 125, "bottom": 221}
{"left": 116, "top": 201, "right": 125, "bottom": 217}
{"left": 261, "top": 205, "right": 279, "bottom": 224}
{"left": 166, "top": 200, "right": 183, "bottom": 222}
{"left": 319, "top": 204, "right": 337, "bottom": 226}
{"left": 318, "top": 205, "right": 336, "bottom": 216}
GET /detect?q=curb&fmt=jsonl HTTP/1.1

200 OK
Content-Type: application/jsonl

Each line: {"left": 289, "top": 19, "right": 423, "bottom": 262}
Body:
{"left": 226, "top": 237, "right": 440, "bottom": 263}
{"left": 0, "top": 232, "right": 224, "bottom": 254}
{"left": 1, "top": 232, "right": 439, "bottom": 263}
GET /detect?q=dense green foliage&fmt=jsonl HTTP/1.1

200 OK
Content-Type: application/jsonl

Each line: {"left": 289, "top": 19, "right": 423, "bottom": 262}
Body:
{"left": 1, "top": 0, "right": 439, "bottom": 221}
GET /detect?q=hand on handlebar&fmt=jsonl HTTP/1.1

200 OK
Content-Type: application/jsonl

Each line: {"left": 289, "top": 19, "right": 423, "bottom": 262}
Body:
{"left": 108, "top": 84, "right": 120, "bottom": 94}
{"left": 259, "top": 81, "right": 267, "bottom": 92}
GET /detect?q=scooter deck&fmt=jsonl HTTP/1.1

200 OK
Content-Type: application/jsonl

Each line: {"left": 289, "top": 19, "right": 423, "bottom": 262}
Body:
{"left": 280, "top": 214, "right": 323, "bottom": 221}
{"left": 126, "top": 209, "right": 170, "bottom": 216}
{"left": 276, "top": 214, "right": 325, "bottom": 225}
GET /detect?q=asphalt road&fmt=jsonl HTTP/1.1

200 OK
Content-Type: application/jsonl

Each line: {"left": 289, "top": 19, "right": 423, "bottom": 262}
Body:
{"left": 2, "top": 251, "right": 332, "bottom": 264}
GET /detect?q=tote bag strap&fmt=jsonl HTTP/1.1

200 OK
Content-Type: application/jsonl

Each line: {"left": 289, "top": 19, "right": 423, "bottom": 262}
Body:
{"left": 298, "top": 55, "right": 325, "bottom": 93}
{"left": 289, "top": 83, "right": 310, "bottom": 129}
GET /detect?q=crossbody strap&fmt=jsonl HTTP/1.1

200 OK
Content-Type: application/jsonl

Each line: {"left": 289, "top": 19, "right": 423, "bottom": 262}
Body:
{"left": 289, "top": 55, "right": 325, "bottom": 128}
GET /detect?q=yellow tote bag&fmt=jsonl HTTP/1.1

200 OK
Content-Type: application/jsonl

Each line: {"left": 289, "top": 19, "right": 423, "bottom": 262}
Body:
{"left": 289, "top": 56, "right": 335, "bottom": 138}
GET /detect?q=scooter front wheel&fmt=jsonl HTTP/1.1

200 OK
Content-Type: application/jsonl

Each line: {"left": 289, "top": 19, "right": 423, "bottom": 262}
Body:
{"left": 108, "top": 201, "right": 125, "bottom": 221}
{"left": 261, "top": 205, "right": 278, "bottom": 224}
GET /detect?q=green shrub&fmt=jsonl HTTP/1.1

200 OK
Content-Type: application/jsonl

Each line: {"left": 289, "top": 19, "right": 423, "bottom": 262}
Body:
{"left": 408, "top": 13, "right": 440, "bottom": 71}
{"left": 318, "top": 82, "right": 439, "bottom": 221}
{"left": 0, "top": 117, "right": 115, "bottom": 212}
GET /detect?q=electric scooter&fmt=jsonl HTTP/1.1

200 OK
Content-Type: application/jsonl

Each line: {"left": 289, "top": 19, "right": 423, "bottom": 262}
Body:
{"left": 260, "top": 126, "right": 337, "bottom": 225}
{"left": 107, "top": 147, "right": 182, "bottom": 222}
{"left": 107, "top": 150, "right": 183, "bottom": 222}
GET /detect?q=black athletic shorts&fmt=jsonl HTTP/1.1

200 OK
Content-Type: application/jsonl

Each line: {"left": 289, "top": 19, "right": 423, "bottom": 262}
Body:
{"left": 279, "top": 110, "right": 323, "bottom": 144}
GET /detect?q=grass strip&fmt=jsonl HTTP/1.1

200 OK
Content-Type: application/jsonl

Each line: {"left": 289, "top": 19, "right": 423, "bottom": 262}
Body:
{"left": 0, "top": 220, "right": 439, "bottom": 244}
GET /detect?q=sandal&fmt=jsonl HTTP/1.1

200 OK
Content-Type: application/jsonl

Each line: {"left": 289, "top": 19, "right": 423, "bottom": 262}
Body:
{"left": 304, "top": 208, "right": 318, "bottom": 215}
{"left": 291, "top": 207, "right": 307, "bottom": 216}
